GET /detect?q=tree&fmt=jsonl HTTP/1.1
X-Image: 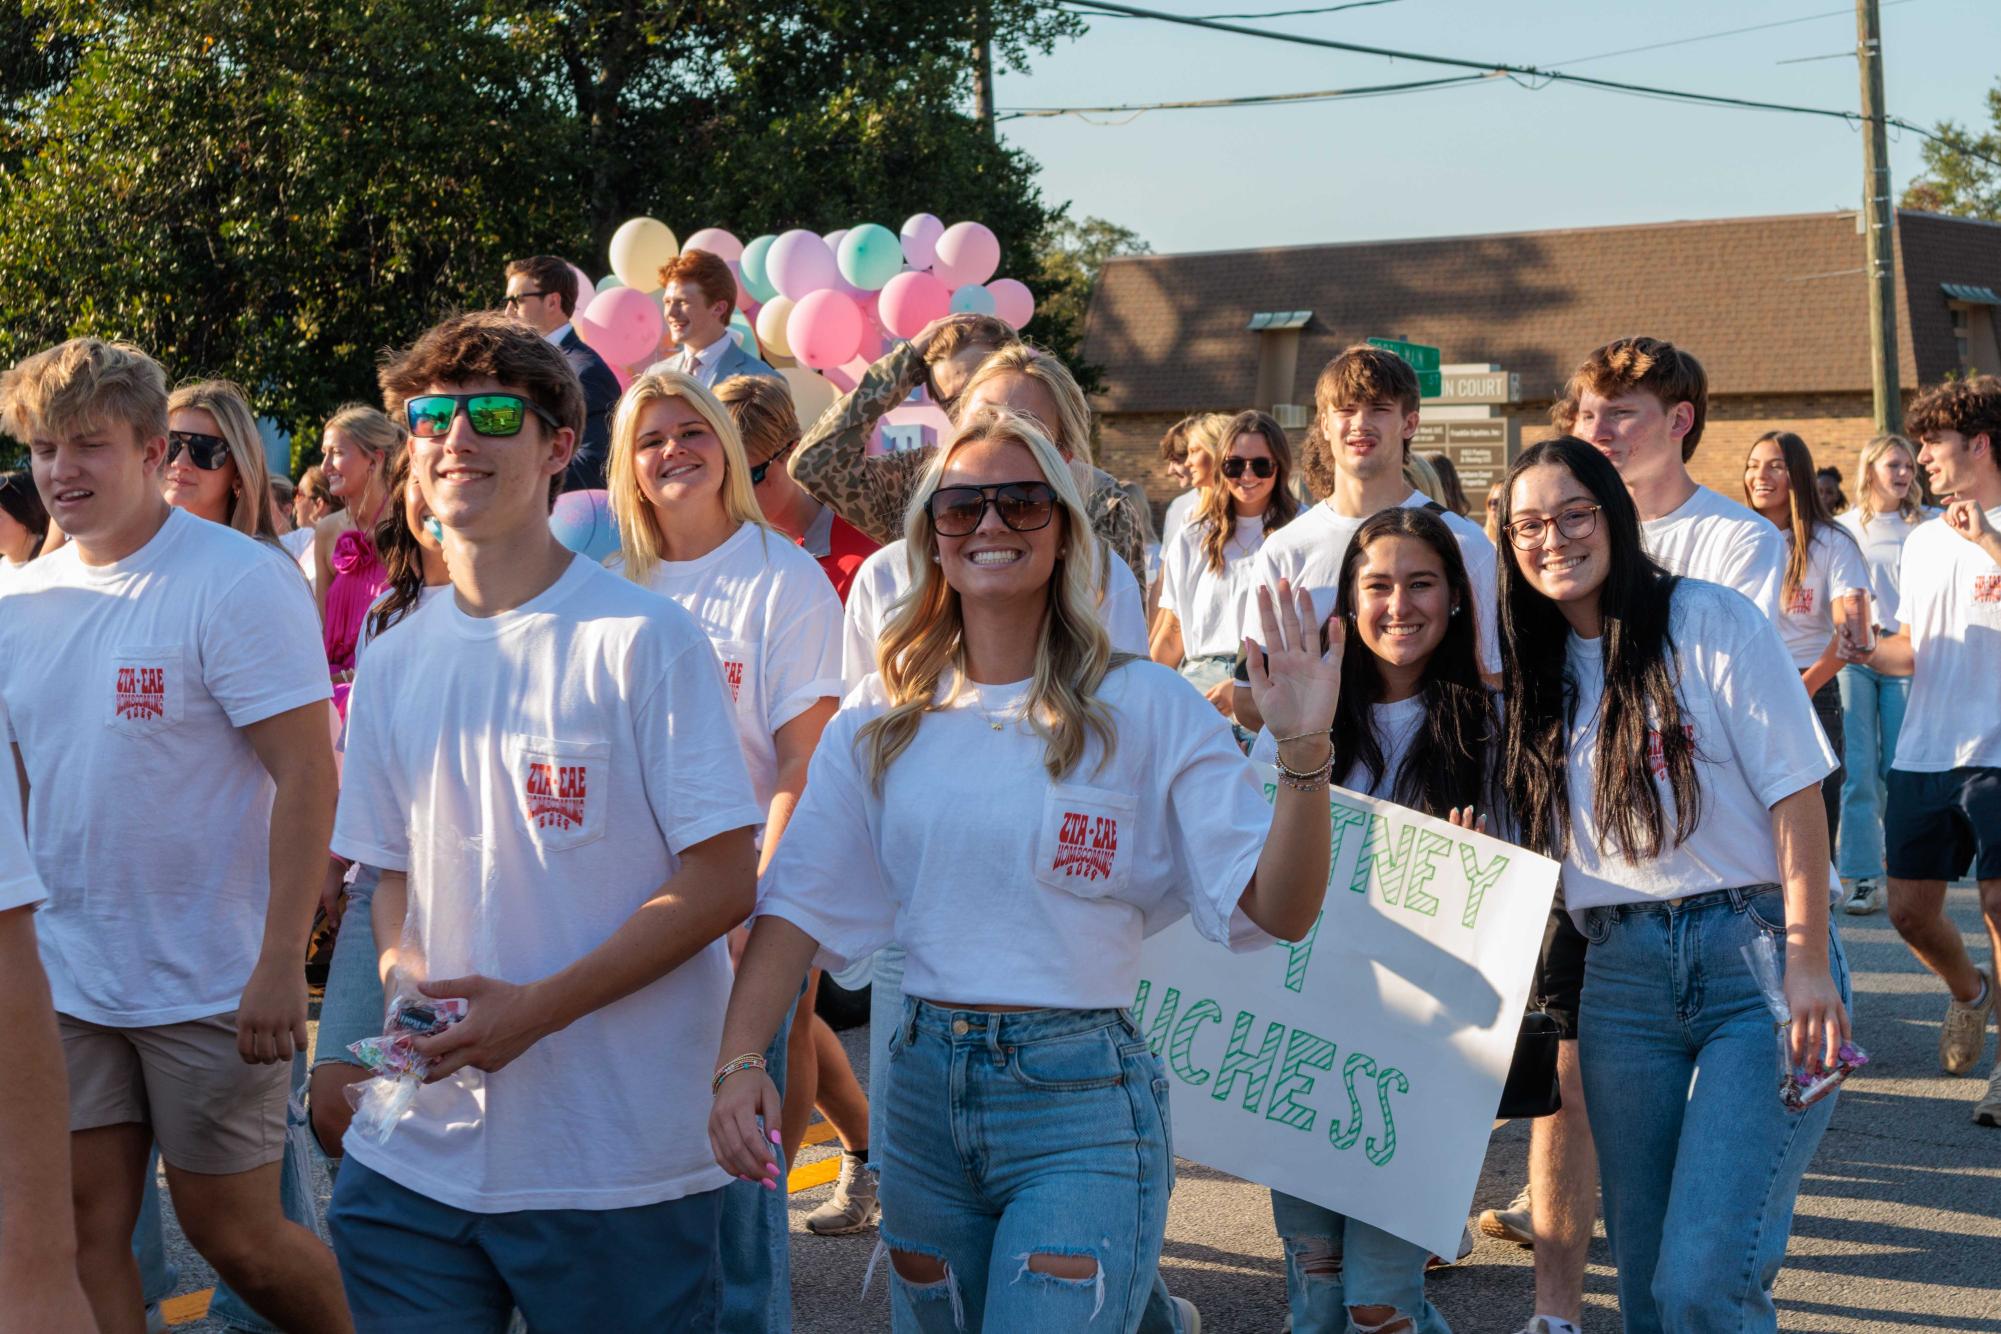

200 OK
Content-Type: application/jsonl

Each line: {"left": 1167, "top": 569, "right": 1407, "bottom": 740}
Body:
{"left": 1031, "top": 216, "right": 1152, "bottom": 394}
{"left": 1901, "top": 80, "right": 2001, "bottom": 221}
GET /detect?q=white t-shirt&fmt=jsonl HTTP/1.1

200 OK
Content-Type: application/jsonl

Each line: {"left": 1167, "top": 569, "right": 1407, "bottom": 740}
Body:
{"left": 0, "top": 556, "right": 31, "bottom": 593}
{"left": 0, "top": 697, "right": 45, "bottom": 915}
{"left": 1891, "top": 508, "right": 2001, "bottom": 772}
{"left": 333, "top": 554, "right": 765, "bottom": 1212}
{"left": 1559, "top": 580, "right": 1836, "bottom": 912}
{"left": 621, "top": 523, "right": 843, "bottom": 812}
{"left": 1158, "top": 488, "right": 1200, "bottom": 555}
{"left": 1640, "top": 486, "right": 1785, "bottom": 623}
{"left": 1836, "top": 507, "right": 1934, "bottom": 634}
{"left": 1775, "top": 524, "right": 1872, "bottom": 670}
{"left": 1244, "top": 492, "right": 1500, "bottom": 675}
{"left": 0, "top": 509, "right": 331, "bottom": 1025}
{"left": 1250, "top": 695, "right": 1426, "bottom": 798}
{"left": 1159, "top": 511, "right": 1268, "bottom": 658}
{"left": 353, "top": 584, "right": 447, "bottom": 669}
{"left": 758, "top": 663, "right": 1275, "bottom": 1009}
{"left": 840, "top": 538, "right": 1150, "bottom": 688}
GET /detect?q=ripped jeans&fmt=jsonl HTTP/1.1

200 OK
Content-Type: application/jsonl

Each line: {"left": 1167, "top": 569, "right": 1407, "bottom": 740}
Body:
{"left": 1269, "top": 1193, "right": 1449, "bottom": 1334}
{"left": 879, "top": 1000, "right": 1174, "bottom": 1333}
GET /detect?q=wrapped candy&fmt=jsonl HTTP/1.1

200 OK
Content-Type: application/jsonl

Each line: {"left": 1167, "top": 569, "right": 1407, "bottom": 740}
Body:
{"left": 344, "top": 991, "right": 469, "bottom": 1144}
{"left": 1741, "top": 932, "right": 1867, "bottom": 1111}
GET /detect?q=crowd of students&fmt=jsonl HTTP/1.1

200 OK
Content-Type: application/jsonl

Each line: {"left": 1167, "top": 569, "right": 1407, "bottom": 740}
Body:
{"left": 0, "top": 246, "right": 1996, "bottom": 1334}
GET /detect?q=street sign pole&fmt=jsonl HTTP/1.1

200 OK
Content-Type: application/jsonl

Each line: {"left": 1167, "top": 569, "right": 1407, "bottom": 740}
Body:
{"left": 1367, "top": 336, "right": 1443, "bottom": 398}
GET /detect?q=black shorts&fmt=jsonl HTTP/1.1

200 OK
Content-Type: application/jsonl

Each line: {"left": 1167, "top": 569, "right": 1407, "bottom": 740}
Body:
{"left": 1886, "top": 766, "right": 2001, "bottom": 882}
{"left": 1534, "top": 909, "right": 1587, "bottom": 1040}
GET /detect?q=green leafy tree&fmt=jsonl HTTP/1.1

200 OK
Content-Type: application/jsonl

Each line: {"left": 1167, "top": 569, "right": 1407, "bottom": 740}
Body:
{"left": 1901, "top": 80, "right": 2001, "bottom": 221}
{"left": 1030, "top": 215, "right": 1150, "bottom": 392}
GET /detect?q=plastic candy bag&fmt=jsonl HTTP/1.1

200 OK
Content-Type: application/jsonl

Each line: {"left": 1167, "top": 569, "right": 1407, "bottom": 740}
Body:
{"left": 1741, "top": 932, "right": 1867, "bottom": 1111}
{"left": 344, "top": 990, "right": 469, "bottom": 1145}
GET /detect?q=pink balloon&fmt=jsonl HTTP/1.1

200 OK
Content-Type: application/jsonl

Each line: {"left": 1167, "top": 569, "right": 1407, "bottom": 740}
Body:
{"left": 877, "top": 270, "right": 951, "bottom": 341}
{"left": 932, "top": 221, "right": 1001, "bottom": 290}
{"left": 900, "top": 213, "right": 945, "bottom": 270}
{"left": 786, "top": 290, "right": 865, "bottom": 371}
{"left": 579, "top": 287, "right": 665, "bottom": 367}
{"left": 767, "top": 229, "right": 840, "bottom": 301}
{"left": 729, "top": 260, "right": 754, "bottom": 311}
{"left": 682, "top": 228, "right": 744, "bottom": 263}
{"left": 567, "top": 263, "right": 593, "bottom": 308}
{"left": 610, "top": 361, "right": 634, "bottom": 392}
{"left": 986, "top": 278, "right": 1034, "bottom": 329}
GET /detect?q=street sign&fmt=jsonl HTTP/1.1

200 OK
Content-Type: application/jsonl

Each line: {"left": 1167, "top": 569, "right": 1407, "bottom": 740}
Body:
{"left": 1428, "top": 369, "right": 1521, "bottom": 405}
{"left": 1410, "top": 418, "right": 1520, "bottom": 503}
{"left": 1367, "top": 337, "right": 1442, "bottom": 398}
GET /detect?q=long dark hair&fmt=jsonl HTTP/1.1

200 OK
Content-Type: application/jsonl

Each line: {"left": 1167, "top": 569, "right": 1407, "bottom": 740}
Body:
{"left": 1743, "top": 430, "right": 1859, "bottom": 603}
{"left": 1330, "top": 507, "right": 1495, "bottom": 815}
{"left": 367, "top": 445, "right": 427, "bottom": 641}
{"left": 1496, "top": 438, "right": 1702, "bottom": 862}
{"left": 0, "top": 471, "right": 49, "bottom": 557}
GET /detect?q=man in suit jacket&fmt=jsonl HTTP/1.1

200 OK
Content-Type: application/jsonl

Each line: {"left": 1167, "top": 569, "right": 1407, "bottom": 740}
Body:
{"left": 503, "top": 254, "right": 622, "bottom": 491}
{"left": 645, "top": 249, "right": 782, "bottom": 390}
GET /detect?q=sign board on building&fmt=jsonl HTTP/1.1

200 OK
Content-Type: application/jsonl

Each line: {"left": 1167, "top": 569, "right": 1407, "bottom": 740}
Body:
{"left": 1367, "top": 337, "right": 1443, "bottom": 398}
{"left": 1426, "top": 370, "right": 1522, "bottom": 405}
{"left": 1411, "top": 418, "right": 1520, "bottom": 502}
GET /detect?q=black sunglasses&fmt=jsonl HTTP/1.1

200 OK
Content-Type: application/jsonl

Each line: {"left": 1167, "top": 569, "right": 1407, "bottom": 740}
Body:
{"left": 749, "top": 442, "right": 797, "bottom": 486}
{"left": 166, "top": 430, "right": 231, "bottom": 470}
{"left": 405, "top": 393, "right": 559, "bottom": 439}
{"left": 502, "top": 291, "right": 551, "bottom": 307}
{"left": 926, "top": 481, "right": 1058, "bottom": 537}
{"left": 1220, "top": 456, "right": 1276, "bottom": 480}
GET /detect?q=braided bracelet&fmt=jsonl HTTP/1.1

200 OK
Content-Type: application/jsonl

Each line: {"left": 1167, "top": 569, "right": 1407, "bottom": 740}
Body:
{"left": 712, "top": 1052, "right": 769, "bottom": 1094}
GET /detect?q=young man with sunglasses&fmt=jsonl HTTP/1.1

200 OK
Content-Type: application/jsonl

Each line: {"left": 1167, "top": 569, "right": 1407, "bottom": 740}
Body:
{"left": 329, "top": 313, "right": 763, "bottom": 1327}
{"left": 0, "top": 338, "right": 348, "bottom": 1334}
{"left": 503, "top": 254, "right": 622, "bottom": 492}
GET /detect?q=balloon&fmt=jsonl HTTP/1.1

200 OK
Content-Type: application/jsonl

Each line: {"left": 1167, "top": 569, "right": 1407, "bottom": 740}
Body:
{"left": 549, "top": 489, "right": 621, "bottom": 563}
{"left": 838, "top": 223, "right": 906, "bottom": 292}
{"left": 766, "top": 230, "right": 840, "bottom": 301}
{"left": 877, "top": 270, "right": 951, "bottom": 340}
{"left": 986, "top": 278, "right": 1034, "bottom": 329}
{"left": 609, "top": 362, "right": 634, "bottom": 392}
{"left": 607, "top": 217, "right": 678, "bottom": 292}
{"left": 948, "top": 284, "right": 997, "bottom": 317}
{"left": 778, "top": 366, "right": 837, "bottom": 427}
{"left": 900, "top": 213, "right": 945, "bottom": 270}
{"left": 728, "top": 260, "right": 754, "bottom": 311}
{"left": 594, "top": 274, "right": 625, "bottom": 293}
{"left": 567, "top": 263, "right": 593, "bottom": 308}
{"left": 932, "top": 221, "right": 1001, "bottom": 290}
{"left": 740, "top": 235, "right": 780, "bottom": 304}
{"left": 579, "top": 287, "right": 665, "bottom": 367}
{"left": 822, "top": 229, "right": 849, "bottom": 255}
{"left": 755, "top": 296, "right": 797, "bottom": 360}
{"left": 682, "top": 227, "right": 743, "bottom": 263}
{"left": 786, "top": 290, "right": 864, "bottom": 371}
{"left": 728, "top": 310, "right": 757, "bottom": 355}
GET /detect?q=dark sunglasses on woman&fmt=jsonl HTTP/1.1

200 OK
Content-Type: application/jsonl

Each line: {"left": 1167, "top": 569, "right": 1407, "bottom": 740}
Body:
{"left": 1220, "top": 456, "right": 1275, "bottom": 480}
{"left": 166, "top": 430, "right": 231, "bottom": 471}
{"left": 926, "top": 481, "right": 1058, "bottom": 537}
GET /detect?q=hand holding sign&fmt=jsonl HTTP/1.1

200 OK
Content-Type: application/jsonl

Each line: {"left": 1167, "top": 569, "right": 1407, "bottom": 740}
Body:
{"left": 1245, "top": 578, "right": 1343, "bottom": 751}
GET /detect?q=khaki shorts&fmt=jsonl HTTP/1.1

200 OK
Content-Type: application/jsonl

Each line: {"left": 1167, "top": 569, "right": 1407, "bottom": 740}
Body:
{"left": 59, "top": 1011, "right": 288, "bottom": 1175}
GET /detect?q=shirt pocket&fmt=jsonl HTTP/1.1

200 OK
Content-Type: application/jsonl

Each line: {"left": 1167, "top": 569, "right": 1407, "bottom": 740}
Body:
{"left": 104, "top": 647, "right": 184, "bottom": 738}
{"left": 710, "top": 638, "right": 760, "bottom": 723}
{"left": 506, "top": 734, "right": 611, "bottom": 853}
{"left": 1032, "top": 783, "right": 1138, "bottom": 902}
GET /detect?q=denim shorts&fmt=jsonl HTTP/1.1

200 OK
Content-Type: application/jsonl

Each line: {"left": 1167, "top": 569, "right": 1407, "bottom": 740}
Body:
{"left": 314, "top": 865, "right": 385, "bottom": 1073}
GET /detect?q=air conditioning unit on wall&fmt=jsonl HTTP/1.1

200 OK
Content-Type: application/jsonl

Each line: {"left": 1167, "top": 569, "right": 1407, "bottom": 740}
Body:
{"left": 1272, "top": 404, "right": 1309, "bottom": 429}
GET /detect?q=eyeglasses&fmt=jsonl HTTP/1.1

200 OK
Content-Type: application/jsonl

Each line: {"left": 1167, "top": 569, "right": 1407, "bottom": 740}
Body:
{"left": 405, "top": 393, "right": 559, "bottom": 439}
{"left": 749, "top": 442, "right": 797, "bottom": 486}
{"left": 1220, "top": 456, "right": 1276, "bottom": 480}
{"left": 1505, "top": 504, "right": 1603, "bottom": 550}
{"left": 501, "top": 291, "right": 550, "bottom": 308}
{"left": 166, "top": 430, "right": 232, "bottom": 470}
{"left": 926, "top": 481, "right": 1058, "bottom": 537}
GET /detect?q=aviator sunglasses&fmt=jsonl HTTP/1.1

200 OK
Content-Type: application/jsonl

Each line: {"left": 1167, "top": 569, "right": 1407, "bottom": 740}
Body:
{"left": 405, "top": 393, "right": 559, "bottom": 439}
{"left": 166, "top": 430, "right": 232, "bottom": 471}
{"left": 925, "top": 481, "right": 1058, "bottom": 537}
{"left": 1220, "top": 456, "right": 1276, "bottom": 480}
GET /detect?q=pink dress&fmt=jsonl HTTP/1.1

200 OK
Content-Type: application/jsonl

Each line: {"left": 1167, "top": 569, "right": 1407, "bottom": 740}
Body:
{"left": 323, "top": 526, "right": 386, "bottom": 717}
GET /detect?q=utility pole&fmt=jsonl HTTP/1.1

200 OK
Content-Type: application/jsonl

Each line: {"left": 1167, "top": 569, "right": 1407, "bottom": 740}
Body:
{"left": 972, "top": 1, "right": 996, "bottom": 142}
{"left": 1857, "top": 0, "right": 1901, "bottom": 432}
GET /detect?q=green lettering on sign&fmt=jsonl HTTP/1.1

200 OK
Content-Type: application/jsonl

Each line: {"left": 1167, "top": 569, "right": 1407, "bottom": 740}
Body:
{"left": 1331, "top": 1052, "right": 1376, "bottom": 1150}
{"left": 1170, "top": 999, "right": 1222, "bottom": 1086}
{"left": 1401, "top": 828, "right": 1455, "bottom": 918}
{"left": 1282, "top": 912, "right": 1323, "bottom": 994}
{"left": 1368, "top": 1068, "right": 1410, "bottom": 1166}
{"left": 1266, "top": 1027, "right": 1336, "bottom": 1133}
{"left": 1459, "top": 844, "right": 1510, "bottom": 930}
{"left": 1212, "top": 1011, "right": 1286, "bottom": 1112}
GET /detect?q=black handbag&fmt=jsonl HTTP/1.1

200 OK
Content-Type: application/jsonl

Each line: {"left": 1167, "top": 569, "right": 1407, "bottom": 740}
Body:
{"left": 1498, "top": 1009, "right": 1564, "bottom": 1119}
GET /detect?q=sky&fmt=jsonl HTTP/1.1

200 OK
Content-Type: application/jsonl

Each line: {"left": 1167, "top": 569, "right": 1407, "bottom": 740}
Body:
{"left": 993, "top": 0, "right": 2001, "bottom": 255}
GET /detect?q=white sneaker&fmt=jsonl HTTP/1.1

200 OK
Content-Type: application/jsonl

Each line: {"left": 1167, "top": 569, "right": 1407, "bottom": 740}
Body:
{"left": 1170, "top": 1295, "right": 1201, "bottom": 1334}
{"left": 1941, "top": 973, "right": 1996, "bottom": 1075}
{"left": 1514, "top": 1318, "right": 1582, "bottom": 1334}
{"left": 1479, "top": 1183, "right": 1534, "bottom": 1247}
{"left": 803, "top": 1152, "right": 878, "bottom": 1235}
{"left": 1426, "top": 1223, "right": 1476, "bottom": 1269}
{"left": 145, "top": 1304, "right": 168, "bottom": 1334}
{"left": 1840, "top": 878, "right": 1884, "bottom": 915}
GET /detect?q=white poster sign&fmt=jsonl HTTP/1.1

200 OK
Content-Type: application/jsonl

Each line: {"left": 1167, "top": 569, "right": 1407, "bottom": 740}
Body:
{"left": 1134, "top": 780, "right": 1559, "bottom": 1257}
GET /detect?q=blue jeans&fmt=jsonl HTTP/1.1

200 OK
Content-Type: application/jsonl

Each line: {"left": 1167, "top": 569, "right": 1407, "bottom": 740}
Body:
{"left": 881, "top": 1000, "right": 1174, "bottom": 1333}
{"left": 1836, "top": 665, "right": 1910, "bottom": 881}
{"left": 717, "top": 1005, "right": 792, "bottom": 1333}
{"left": 1268, "top": 1192, "right": 1448, "bottom": 1334}
{"left": 314, "top": 868, "right": 384, "bottom": 1084}
{"left": 328, "top": 1157, "right": 721, "bottom": 1331}
{"left": 1578, "top": 886, "right": 1851, "bottom": 1334}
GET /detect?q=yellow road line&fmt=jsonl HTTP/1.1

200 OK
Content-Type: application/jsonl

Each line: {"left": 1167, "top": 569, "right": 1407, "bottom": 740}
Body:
{"left": 161, "top": 1290, "right": 213, "bottom": 1325}
{"left": 803, "top": 1120, "right": 837, "bottom": 1148}
{"left": 789, "top": 1157, "right": 841, "bottom": 1192}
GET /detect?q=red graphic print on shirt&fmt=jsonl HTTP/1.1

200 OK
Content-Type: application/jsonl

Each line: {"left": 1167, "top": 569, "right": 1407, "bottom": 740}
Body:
{"left": 1785, "top": 586, "right": 1814, "bottom": 615}
{"left": 1975, "top": 574, "right": 2001, "bottom": 604}
{"left": 114, "top": 665, "right": 167, "bottom": 721}
{"left": 525, "top": 760, "right": 589, "bottom": 831}
{"left": 721, "top": 660, "right": 745, "bottom": 702}
{"left": 1647, "top": 724, "right": 1698, "bottom": 782}
{"left": 1052, "top": 808, "right": 1119, "bottom": 882}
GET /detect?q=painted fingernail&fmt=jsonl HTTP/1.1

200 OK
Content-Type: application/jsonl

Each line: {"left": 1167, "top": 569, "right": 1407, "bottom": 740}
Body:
{"left": 762, "top": 1178, "right": 778, "bottom": 1191}
{"left": 768, "top": 1129, "right": 782, "bottom": 1145}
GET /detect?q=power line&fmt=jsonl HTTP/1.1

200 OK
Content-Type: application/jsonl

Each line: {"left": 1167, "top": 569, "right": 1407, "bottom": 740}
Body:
{"left": 1068, "top": 0, "right": 1401, "bottom": 17}
{"left": 998, "top": 71, "right": 1492, "bottom": 122}
{"left": 1546, "top": 0, "right": 1920, "bottom": 69}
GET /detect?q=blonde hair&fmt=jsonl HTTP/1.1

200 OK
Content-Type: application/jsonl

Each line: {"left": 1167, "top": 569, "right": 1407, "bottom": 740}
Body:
{"left": 608, "top": 369, "right": 775, "bottom": 584}
{"left": 714, "top": 373, "right": 799, "bottom": 467}
{"left": 1403, "top": 451, "right": 1445, "bottom": 506}
{"left": 1854, "top": 433, "right": 1924, "bottom": 527}
{"left": 858, "top": 407, "right": 1119, "bottom": 790}
{"left": 1, "top": 337, "right": 169, "bottom": 447}
{"left": 955, "top": 344, "right": 1096, "bottom": 467}
{"left": 168, "top": 380, "right": 279, "bottom": 541}
{"left": 322, "top": 403, "right": 404, "bottom": 476}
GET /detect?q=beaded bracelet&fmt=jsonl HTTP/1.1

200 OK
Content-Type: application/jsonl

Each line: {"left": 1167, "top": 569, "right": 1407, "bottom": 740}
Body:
{"left": 1273, "top": 741, "right": 1334, "bottom": 792}
{"left": 712, "top": 1052, "right": 769, "bottom": 1094}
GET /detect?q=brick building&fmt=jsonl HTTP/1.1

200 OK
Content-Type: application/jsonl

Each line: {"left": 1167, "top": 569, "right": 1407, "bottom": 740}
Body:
{"left": 1080, "top": 209, "right": 2001, "bottom": 517}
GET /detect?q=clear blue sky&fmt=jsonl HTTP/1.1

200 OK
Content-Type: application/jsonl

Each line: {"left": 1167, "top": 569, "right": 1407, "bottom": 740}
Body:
{"left": 994, "top": 0, "right": 2001, "bottom": 254}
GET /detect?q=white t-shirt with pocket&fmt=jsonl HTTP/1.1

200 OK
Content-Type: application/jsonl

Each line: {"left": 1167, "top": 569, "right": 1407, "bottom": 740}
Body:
{"left": 1892, "top": 508, "right": 2001, "bottom": 772}
{"left": 0, "top": 509, "right": 330, "bottom": 1025}
{"left": 1774, "top": 524, "right": 1872, "bottom": 670}
{"left": 757, "top": 661, "right": 1276, "bottom": 1010}
{"left": 1559, "top": 579, "right": 1836, "bottom": 911}
{"left": 333, "top": 554, "right": 764, "bottom": 1212}
{"left": 1159, "top": 512, "right": 1268, "bottom": 659}
{"left": 622, "top": 523, "right": 844, "bottom": 811}
{"left": 1640, "top": 487, "right": 1786, "bottom": 623}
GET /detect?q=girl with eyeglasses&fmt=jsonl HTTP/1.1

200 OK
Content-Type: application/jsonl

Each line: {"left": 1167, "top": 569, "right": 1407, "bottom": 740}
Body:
{"left": 312, "top": 404, "right": 404, "bottom": 712}
{"left": 712, "top": 406, "right": 1340, "bottom": 1332}
{"left": 163, "top": 380, "right": 284, "bottom": 544}
{"left": 0, "top": 471, "right": 49, "bottom": 587}
{"left": 607, "top": 369, "right": 844, "bottom": 1331}
{"left": 1153, "top": 410, "right": 1299, "bottom": 735}
{"left": 1496, "top": 437, "right": 1851, "bottom": 1334}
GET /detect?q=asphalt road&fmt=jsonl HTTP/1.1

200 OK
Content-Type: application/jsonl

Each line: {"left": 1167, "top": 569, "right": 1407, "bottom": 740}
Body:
{"left": 154, "top": 882, "right": 2001, "bottom": 1332}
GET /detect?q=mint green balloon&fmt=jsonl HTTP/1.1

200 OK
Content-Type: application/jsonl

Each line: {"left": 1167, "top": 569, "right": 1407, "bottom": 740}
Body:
{"left": 740, "top": 234, "right": 780, "bottom": 304}
{"left": 838, "top": 223, "right": 905, "bottom": 292}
